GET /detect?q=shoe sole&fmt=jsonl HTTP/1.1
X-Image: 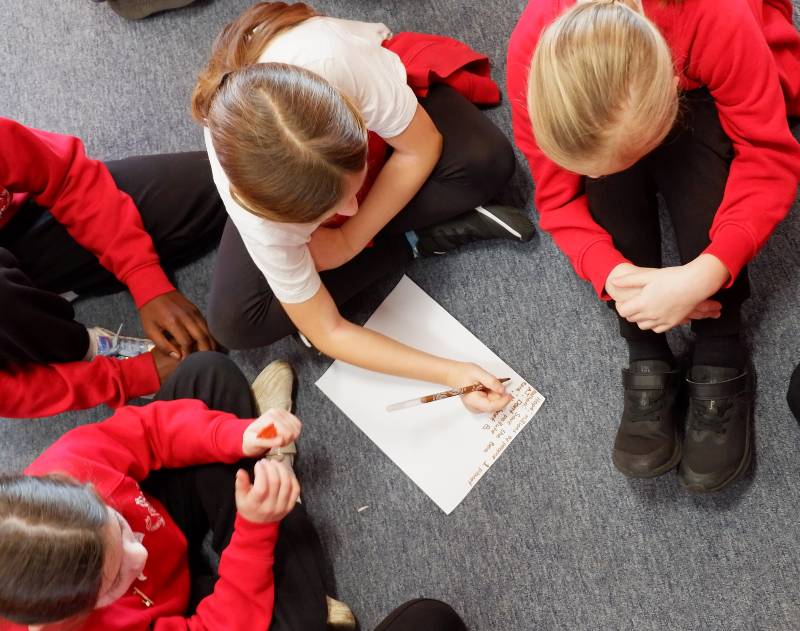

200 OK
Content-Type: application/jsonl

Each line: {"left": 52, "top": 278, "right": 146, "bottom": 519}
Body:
{"left": 612, "top": 430, "right": 682, "bottom": 479}
{"left": 475, "top": 205, "right": 535, "bottom": 242}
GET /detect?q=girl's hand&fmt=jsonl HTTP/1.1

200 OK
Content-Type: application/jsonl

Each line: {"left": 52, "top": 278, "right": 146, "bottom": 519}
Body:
{"left": 613, "top": 255, "right": 728, "bottom": 333}
{"left": 242, "top": 410, "right": 302, "bottom": 457}
{"left": 235, "top": 459, "right": 300, "bottom": 524}
{"left": 308, "top": 226, "right": 358, "bottom": 272}
{"left": 606, "top": 262, "right": 646, "bottom": 304}
{"left": 446, "top": 362, "right": 512, "bottom": 413}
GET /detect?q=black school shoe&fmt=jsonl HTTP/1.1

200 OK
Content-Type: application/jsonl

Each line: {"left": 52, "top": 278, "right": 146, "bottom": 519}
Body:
{"left": 415, "top": 205, "right": 535, "bottom": 256}
{"left": 612, "top": 360, "right": 683, "bottom": 478}
{"left": 678, "top": 366, "right": 752, "bottom": 493}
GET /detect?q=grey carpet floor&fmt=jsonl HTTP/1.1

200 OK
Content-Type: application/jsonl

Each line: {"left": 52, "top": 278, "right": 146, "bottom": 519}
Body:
{"left": 2, "top": 1, "right": 800, "bottom": 629}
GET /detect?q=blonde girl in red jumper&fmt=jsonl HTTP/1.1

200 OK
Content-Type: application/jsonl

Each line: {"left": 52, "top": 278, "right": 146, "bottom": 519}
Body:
{"left": 507, "top": 0, "right": 800, "bottom": 491}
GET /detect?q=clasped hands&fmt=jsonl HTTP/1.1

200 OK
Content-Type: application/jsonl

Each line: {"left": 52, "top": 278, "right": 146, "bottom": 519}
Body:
{"left": 605, "top": 255, "right": 730, "bottom": 334}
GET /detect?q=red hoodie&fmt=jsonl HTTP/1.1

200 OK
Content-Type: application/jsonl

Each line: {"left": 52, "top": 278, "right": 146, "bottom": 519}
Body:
{"left": 0, "top": 118, "right": 175, "bottom": 308}
{"left": 507, "top": 0, "right": 800, "bottom": 298}
{"left": 1, "top": 400, "right": 278, "bottom": 631}
{"left": 0, "top": 354, "right": 160, "bottom": 419}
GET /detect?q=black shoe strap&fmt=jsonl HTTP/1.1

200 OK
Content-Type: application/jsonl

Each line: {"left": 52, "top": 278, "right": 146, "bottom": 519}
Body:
{"left": 622, "top": 368, "right": 680, "bottom": 390}
{"left": 688, "top": 371, "right": 748, "bottom": 400}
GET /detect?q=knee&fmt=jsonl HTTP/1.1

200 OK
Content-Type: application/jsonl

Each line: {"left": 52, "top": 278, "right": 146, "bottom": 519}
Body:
{"left": 0, "top": 247, "right": 19, "bottom": 269}
{"left": 459, "top": 130, "right": 516, "bottom": 198}
{"left": 208, "top": 302, "right": 265, "bottom": 350}
{"left": 174, "top": 351, "right": 246, "bottom": 386}
{"left": 208, "top": 293, "right": 288, "bottom": 350}
{"left": 788, "top": 363, "right": 800, "bottom": 422}
{"left": 379, "top": 600, "right": 466, "bottom": 631}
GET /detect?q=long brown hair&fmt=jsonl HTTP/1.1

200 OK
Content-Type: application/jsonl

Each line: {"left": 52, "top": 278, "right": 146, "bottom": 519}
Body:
{"left": 191, "top": 2, "right": 368, "bottom": 223}
{"left": 0, "top": 474, "right": 108, "bottom": 625}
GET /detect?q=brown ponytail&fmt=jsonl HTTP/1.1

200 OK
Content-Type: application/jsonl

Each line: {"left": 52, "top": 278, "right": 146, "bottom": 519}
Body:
{"left": 191, "top": 3, "right": 368, "bottom": 223}
{"left": 0, "top": 474, "right": 109, "bottom": 625}
{"left": 191, "top": 2, "right": 317, "bottom": 122}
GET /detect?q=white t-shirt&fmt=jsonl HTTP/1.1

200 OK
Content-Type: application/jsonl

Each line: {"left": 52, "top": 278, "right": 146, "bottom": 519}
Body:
{"left": 205, "top": 16, "right": 419, "bottom": 304}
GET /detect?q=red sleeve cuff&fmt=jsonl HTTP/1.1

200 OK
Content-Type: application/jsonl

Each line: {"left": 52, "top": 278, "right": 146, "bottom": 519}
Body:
{"left": 212, "top": 417, "right": 256, "bottom": 462}
{"left": 118, "top": 353, "right": 161, "bottom": 402}
{"left": 578, "top": 240, "right": 630, "bottom": 300}
{"left": 124, "top": 264, "right": 176, "bottom": 308}
{"left": 234, "top": 514, "right": 281, "bottom": 545}
{"left": 703, "top": 224, "right": 756, "bottom": 288}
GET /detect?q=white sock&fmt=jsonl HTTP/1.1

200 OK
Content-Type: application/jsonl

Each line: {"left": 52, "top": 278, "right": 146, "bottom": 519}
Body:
{"left": 84, "top": 327, "right": 99, "bottom": 361}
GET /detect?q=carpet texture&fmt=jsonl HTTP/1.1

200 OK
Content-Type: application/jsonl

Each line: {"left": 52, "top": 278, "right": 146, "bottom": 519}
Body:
{"left": 1, "top": 1, "right": 799, "bottom": 629}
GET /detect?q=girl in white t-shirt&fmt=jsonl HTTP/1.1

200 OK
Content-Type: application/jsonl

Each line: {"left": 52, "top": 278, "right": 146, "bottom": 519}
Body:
{"left": 193, "top": 2, "right": 534, "bottom": 414}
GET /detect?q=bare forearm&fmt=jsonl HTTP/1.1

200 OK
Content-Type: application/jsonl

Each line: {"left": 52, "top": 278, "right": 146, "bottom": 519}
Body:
{"left": 342, "top": 141, "right": 441, "bottom": 251}
{"left": 313, "top": 319, "right": 457, "bottom": 386}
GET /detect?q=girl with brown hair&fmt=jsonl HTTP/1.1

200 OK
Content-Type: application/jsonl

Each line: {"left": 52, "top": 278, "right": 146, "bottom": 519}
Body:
{"left": 0, "top": 352, "right": 473, "bottom": 631}
{"left": 193, "top": 2, "right": 536, "bottom": 415}
{"left": 507, "top": 0, "right": 800, "bottom": 491}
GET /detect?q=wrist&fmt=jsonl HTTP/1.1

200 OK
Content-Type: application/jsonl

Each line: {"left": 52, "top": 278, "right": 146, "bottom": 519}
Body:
{"left": 443, "top": 361, "right": 469, "bottom": 389}
{"left": 688, "top": 254, "right": 729, "bottom": 295}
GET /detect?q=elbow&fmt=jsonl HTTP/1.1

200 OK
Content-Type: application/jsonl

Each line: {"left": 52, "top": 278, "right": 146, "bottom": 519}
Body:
{"left": 302, "top": 316, "right": 350, "bottom": 358}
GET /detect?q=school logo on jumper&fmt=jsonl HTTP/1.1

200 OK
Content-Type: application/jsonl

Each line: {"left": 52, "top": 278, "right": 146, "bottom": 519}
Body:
{"left": 134, "top": 493, "right": 166, "bottom": 532}
{"left": 0, "top": 187, "right": 9, "bottom": 220}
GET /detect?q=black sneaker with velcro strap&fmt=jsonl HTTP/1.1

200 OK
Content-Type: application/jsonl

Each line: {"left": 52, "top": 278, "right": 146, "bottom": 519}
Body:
{"left": 678, "top": 366, "right": 752, "bottom": 493}
{"left": 612, "top": 360, "right": 683, "bottom": 478}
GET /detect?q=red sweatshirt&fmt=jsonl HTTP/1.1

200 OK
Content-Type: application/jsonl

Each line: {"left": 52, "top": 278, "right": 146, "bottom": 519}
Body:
{"left": 507, "top": 0, "right": 800, "bottom": 298}
{"left": 0, "top": 353, "right": 160, "bottom": 419}
{"left": 1, "top": 400, "right": 278, "bottom": 631}
{"left": 0, "top": 118, "right": 175, "bottom": 308}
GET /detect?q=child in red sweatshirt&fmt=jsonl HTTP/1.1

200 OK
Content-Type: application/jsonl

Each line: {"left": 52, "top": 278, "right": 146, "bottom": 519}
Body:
{"left": 0, "top": 351, "right": 473, "bottom": 631}
{"left": 0, "top": 118, "right": 227, "bottom": 416}
{"left": 0, "top": 352, "right": 314, "bottom": 631}
{"left": 507, "top": 0, "right": 800, "bottom": 492}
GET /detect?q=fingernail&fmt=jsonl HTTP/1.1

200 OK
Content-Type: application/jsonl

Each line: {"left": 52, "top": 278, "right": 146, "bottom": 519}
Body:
{"left": 170, "top": 352, "right": 180, "bottom": 359}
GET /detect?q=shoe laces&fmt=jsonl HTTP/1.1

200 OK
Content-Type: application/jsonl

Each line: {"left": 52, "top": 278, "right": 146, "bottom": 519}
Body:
{"left": 690, "top": 399, "right": 734, "bottom": 434}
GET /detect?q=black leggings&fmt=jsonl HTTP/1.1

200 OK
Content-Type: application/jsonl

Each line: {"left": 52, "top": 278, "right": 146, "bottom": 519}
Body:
{"left": 142, "top": 353, "right": 469, "bottom": 631}
{"left": 0, "top": 152, "right": 225, "bottom": 364}
{"left": 585, "top": 89, "right": 750, "bottom": 344}
{"left": 208, "top": 84, "right": 516, "bottom": 350}
{"left": 143, "top": 352, "right": 330, "bottom": 630}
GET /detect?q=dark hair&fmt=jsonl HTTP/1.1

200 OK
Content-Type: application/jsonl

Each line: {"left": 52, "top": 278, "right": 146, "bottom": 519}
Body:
{"left": 0, "top": 475, "right": 109, "bottom": 625}
{"left": 191, "top": 2, "right": 368, "bottom": 223}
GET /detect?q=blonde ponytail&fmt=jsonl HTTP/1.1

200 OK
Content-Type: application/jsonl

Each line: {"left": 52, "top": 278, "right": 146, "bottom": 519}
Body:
{"left": 528, "top": 1, "right": 678, "bottom": 175}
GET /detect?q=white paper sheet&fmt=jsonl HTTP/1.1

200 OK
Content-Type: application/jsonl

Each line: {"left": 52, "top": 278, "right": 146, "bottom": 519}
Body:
{"left": 316, "top": 276, "right": 545, "bottom": 513}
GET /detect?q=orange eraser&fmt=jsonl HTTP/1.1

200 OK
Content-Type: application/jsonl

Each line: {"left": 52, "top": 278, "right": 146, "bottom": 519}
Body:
{"left": 257, "top": 424, "right": 277, "bottom": 439}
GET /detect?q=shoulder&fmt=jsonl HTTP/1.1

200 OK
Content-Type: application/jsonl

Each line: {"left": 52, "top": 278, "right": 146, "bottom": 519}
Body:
{"left": 259, "top": 17, "right": 388, "bottom": 73}
{"left": 508, "top": 0, "right": 573, "bottom": 84}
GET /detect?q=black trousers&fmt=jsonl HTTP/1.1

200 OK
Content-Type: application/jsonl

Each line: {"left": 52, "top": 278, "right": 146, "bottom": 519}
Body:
{"left": 208, "top": 84, "right": 516, "bottom": 350}
{"left": 0, "top": 152, "right": 225, "bottom": 364}
{"left": 789, "top": 362, "right": 800, "bottom": 422}
{"left": 374, "top": 599, "right": 467, "bottom": 631}
{"left": 142, "top": 352, "right": 330, "bottom": 630}
{"left": 585, "top": 89, "right": 750, "bottom": 343}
